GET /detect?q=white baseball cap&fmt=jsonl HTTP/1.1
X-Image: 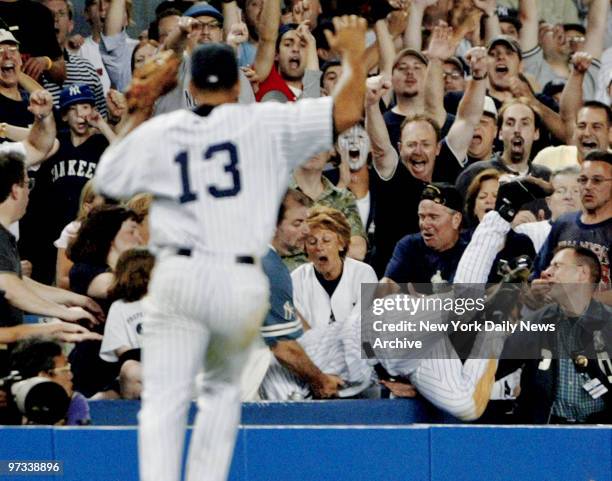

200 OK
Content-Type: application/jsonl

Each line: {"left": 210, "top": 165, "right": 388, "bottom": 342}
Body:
{"left": 483, "top": 96, "right": 498, "bottom": 120}
{"left": 0, "top": 29, "right": 19, "bottom": 44}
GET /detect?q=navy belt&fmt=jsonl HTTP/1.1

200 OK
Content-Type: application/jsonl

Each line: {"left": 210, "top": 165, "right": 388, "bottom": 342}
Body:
{"left": 175, "top": 248, "right": 255, "bottom": 265}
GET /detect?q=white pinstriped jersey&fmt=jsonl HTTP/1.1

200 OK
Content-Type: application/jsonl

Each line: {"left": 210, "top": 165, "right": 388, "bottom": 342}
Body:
{"left": 94, "top": 97, "right": 333, "bottom": 256}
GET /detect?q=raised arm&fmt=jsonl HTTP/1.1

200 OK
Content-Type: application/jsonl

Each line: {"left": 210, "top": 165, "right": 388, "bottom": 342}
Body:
{"left": 583, "top": 0, "right": 608, "bottom": 60}
{"left": 446, "top": 47, "right": 488, "bottom": 162}
{"left": 518, "top": 0, "right": 538, "bottom": 52}
{"left": 473, "top": 0, "right": 501, "bottom": 43}
{"left": 105, "top": 0, "right": 126, "bottom": 37}
{"left": 560, "top": 52, "right": 591, "bottom": 141}
{"left": 374, "top": 18, "right": 396, "bottom": 78}
{"left": 222, "top": 0, "right": 241, "bottom": 38}
{"left": 326, "top": 16, "right": 368, "bottom": 134}
{"left": 162, "top": 16, "right": 201, "bottom": 54}
{"left": 252, "top": 0, "right": 281, "bottom": 80}
{"left": 404, "top": 0, "right": 438, "bottom": 49}
{"left": 424, "top": 22, "right": 456, "bottom": 129}
{"left": 365, "top": 75, "right": 397, "bottom": 178}
{"left": 23, "top": 90, "right": 56, "bottom": 166}
{"left": 509, "top": 74, "right": 568, "bottom": 142}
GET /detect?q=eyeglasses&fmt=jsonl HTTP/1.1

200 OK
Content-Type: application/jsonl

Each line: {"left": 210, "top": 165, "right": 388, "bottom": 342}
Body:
{"left": 443, "top": 72, "right": 463, "bottom": 80}
{"left": 48, "top": 363, "right": 71, "bottom": 375}
{"left": 0, "top": 45, "right": 18, "bottom": 55}
{"left": 198, "top": 21, "right": 221, "bottom": 31}
{"left": 576, "top": 176, "right": 612, "bottom": 186}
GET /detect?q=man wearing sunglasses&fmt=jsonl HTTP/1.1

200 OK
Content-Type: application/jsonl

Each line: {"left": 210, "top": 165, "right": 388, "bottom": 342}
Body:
{"left": 532, "top": 150, "right": 612, "bottom": 290}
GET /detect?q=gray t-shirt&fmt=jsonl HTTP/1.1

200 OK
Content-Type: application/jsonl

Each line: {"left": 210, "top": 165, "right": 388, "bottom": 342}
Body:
{"left": 522, "top": 45, "right": 601, "bottom": 101}
{"left": 0, "top": 223, "right": 23, "bottom": 327}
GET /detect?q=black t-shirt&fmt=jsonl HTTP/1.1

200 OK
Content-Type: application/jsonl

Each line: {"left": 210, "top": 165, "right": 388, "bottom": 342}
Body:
{"left": 371, "top": 139, "right": 466, "bottom": 277}
{"left": 0, "top": 223, "right": 22, "bottom": 327}
{"left": 383, "top": 109, "right": 455, "bottom": 153}
{"left": 0, "top": 1, "right": 62, "bottom": 59}
{"left": 314, "top": 269, "right": 341, "bottom": 298}
{"left": 19, "top": 132, "right": 108, "bottom": 284}
{"left": 36, "top": 131, "right": 107, "bottom": 235}
{"left": 0, "top": 90, "right": 32, "bottom": 128}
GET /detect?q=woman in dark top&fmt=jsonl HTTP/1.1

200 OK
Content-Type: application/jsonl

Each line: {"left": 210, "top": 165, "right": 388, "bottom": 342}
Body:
{"left": 465, "top": 169, "right": 536, "bottom": 283}
{"left": 66, "top": 205, "right": 144, "bottom": 397}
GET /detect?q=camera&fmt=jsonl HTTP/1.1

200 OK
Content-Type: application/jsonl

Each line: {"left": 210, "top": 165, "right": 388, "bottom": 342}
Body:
{"left": 0, "top": 371, "right": 70, "bottom": 425}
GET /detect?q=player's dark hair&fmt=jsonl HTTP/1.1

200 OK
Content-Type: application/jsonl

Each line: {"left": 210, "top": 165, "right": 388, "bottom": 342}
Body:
{"left": 0, "top": 151, "right": 26, "bottom": 203}
{"left": 277, "top": 188, "right": 313, "bottom": 226}
{"left": 553, "top": 245, "right": 602, "bottom": 285}
{"left": 10, "top": 338, "right": 62, "bottom": 379}
{"left": 191, "top": 43, "right": 239, "bottom": 92}
{"left": 581, "top": 100, "right": 612, "bottom": 126}
{"left": 400, "top": 114, "right": 441, "bottom": 143}
{"left": 67, "top": 205, "right": 142, "bottom": 266}
{"left": 584, "top": 149, "right": 612, "bottom": 165}
{"left": 108, "top": 248, "right": 155, "bottom": 303}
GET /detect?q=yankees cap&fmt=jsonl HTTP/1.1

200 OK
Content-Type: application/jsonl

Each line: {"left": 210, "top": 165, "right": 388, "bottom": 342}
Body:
{"left": 421, "top": 183, "right": 464, "bottom": 213}
{"left": 191, "top": 43, "right": 239, "bottom": 91}
{"left": 59, "top": 84, "right": 95, "bottom": 112}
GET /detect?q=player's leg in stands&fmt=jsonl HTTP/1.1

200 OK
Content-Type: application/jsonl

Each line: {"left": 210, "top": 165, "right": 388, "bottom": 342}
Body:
{"left": 259, "top": 356, "right": 310, "bottom": 400}
{"left": 138, "top": 301, "right": 209, "bottom": 481}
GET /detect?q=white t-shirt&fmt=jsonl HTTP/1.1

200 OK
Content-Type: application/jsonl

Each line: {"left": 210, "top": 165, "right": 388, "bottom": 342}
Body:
{"left": 71, "top": 36, "right": 111, "bottom": 94}
{"left": 100, "top": 299, "right": 144, "bottom": 362}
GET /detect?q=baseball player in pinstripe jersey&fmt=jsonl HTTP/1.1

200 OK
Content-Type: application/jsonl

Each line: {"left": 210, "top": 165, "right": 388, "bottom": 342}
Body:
{"left": 93, "top": 15, "right": 368, "bottom": 481}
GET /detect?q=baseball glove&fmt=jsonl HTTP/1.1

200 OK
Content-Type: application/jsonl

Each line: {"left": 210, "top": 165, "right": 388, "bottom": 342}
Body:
{"left": 125, "top": 50, "right": 181, "bottom": 116}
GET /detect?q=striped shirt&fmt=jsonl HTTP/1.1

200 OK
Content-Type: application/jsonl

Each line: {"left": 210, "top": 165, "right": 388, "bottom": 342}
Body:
{"left": 43, "top": 53, "right": 108, "bottom": 119}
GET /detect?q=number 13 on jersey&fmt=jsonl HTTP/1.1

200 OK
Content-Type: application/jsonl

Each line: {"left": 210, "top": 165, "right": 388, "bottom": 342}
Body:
{"left": 175, "top": 141, "right": 241, "bottom": 203}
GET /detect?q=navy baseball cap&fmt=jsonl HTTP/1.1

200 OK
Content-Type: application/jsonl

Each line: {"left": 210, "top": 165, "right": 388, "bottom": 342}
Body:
{"left": 184, "top": 3, "right": 223, "bottom": 22}
{"left": 421, "top": 183, "right": 463, "bottom": 213}
{"left": 59, "top": 84, "right": 95, "bottom": 112}
{"left": 191, "top": 43, "right": 238, "bottom": 90}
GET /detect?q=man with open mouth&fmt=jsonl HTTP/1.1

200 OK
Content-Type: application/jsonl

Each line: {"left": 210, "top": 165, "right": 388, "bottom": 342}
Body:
{"left": 456, "top": 98, "right": 551, "bottom": 199}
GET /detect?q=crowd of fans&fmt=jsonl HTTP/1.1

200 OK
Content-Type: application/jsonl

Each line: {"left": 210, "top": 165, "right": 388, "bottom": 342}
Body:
{"left": 0, "top": 0, "right": 611, "bottom": 425}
